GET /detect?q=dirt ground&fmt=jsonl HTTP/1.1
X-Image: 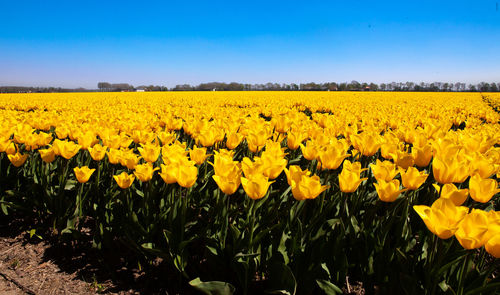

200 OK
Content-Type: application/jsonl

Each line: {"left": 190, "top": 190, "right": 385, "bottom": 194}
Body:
{"left": 0, "top": 217, "right": 365, "bottom": 295}
{"left": 0, "top": 216, "right": 157, "bottom": 295}
{"left": 0, "top": 234, "right": 95, "bottom": 294}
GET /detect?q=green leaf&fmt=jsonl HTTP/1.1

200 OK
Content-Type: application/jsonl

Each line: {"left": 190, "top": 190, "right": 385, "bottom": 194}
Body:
{"left": 465, "top": 282, "right": 500, "bottom": 295}
{"left": 267, "top": 260, "right": 296, "bottom": 295}
{"left": 316, "top": 279, "right": 342, "bottom": 295}
{"left": 1, "top": 202, "right": 8, "bottom": 215}
{"left": 189, "top": 277, "right": 236, "bottom": 295}
{"left": 64, "top": 179, "right": 77, "bottom": 190}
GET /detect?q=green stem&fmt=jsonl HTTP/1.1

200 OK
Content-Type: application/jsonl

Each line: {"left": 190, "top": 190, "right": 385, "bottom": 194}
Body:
{"left": 457, "top": 252, "right": 470, "bottom": 295}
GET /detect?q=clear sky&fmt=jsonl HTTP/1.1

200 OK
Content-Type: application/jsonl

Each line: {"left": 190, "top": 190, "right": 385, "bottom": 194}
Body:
{"left": 1, "top": 0, "right": 499, "bottom": 88}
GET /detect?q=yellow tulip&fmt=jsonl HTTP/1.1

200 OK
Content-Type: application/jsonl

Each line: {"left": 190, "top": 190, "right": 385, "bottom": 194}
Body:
{"left": 119, "top": 151, "right": 140, "bottom": 170}
{"left": 485, "top": 234, "right": 500, "bottom": 258}
{"left": 284, "top": 165, "right": 311, "bottom": 186}
{"left": 401, "top": 167, "right": 428, "bottom": 190}
{"left": 318, "top": 146, "right": 349, "bottom": 170}
{"left": 484, "top": 210, "right": 500, "bottom": 242}
{"left": 74, "top": 166, "right": 96, "bottom": 183}
{"left": 390, "top": 150, "right": 414, "bottom": 170}
{"left": 290, "top": 174, "right": 329, "bottom": 201}
{"left": 469, "top": 154, "right": 496, "bottom": 179}
{"left": 213, "top": 173, "right": 241, "bottom": 195}
{"left": 454, "top": 209, "right": 489, "bottom": 249}
{"left": 58, "top": 140, "right": 82, "bottom": 160}
{"left": 241, "top": 173, "right": 273, "bottom": 200}
{"left": 432, "top": 183, "right": 468, "bottom": 206}
{"left": 138, "top": 143, "right": 161, "bottom": 163}
{"left": 432, "top": 157, "right": 455, "bottom": 184}
{"left": 469, "top": 174, "right": 499, "bottom": 203}
{"left": 113, "top": 172, "right": 135, "bottom": 189}
{"left": 77, "top": 131, "right": 98, "bottom": 150}
{"left": 339, "top": 160, "right": 368, "bottom": 193}
{"left": 226, "top": 132, "right": 244, "bottom": 150}
{"left": 370, "top": 159, "right": 399, "bottom": 182}
{"left": 259, "top": 154, "right": 287, "bottom": 180}
{"left": 286, "top": 131, "right": 306, "bottom": 150}
{"left": 39, "top": 147, "right": 56, "bottom": 163}
{"left": 412, "top": 144, "right": 433, "bottom": 167}
{"left": 106, "top": 148, "right": 122, "bottom": 165}
{"left": 7, "top": 152, "right": 28, "bottom": 167}
{"left": 189, "top": 145, "right": 210, "bottom": 165}
{"left": 300, "top": 141, "right": 319, "bottom": 161}
{"left": 374, "top": 179, "right": 407, "bottom": 202}
{"left": 133, "top": 163, "right": 159, "bottom": 182}
{"left": 413, "top": 198, "right": 468, "bottom": 239}
{"left": 88, "top": 144, "right": 107, "bottom": 161}
{"left": 177, "top": 163, "right": 198, "bottom": 188}
{"left": 351, "top": 133, "right": 381, "bottom": 156}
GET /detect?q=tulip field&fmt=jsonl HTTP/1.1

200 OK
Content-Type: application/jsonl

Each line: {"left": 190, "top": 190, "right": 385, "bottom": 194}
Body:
{"left": 0, "top": 91, "right": 499, "bottom": 294}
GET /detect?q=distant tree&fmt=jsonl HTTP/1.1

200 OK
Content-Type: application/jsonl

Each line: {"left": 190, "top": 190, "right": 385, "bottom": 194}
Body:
{"left": 479, "top": 82, "right": 490, "bottom": 92}
{"left": 490, "top": 83, "right": 498, "bottom": 92}
{"left": 379, "top": 83, "right": 386, "bottom": 91}
{"left": 97, "top": 82, "right": 111, "bottom": 91}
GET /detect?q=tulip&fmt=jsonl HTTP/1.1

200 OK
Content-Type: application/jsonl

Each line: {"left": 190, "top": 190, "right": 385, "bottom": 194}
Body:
{"left": 77, "top": 131, "right": 98, "bottom": 150}
{"left": 286, "top": 131, "right": 306, "bottom": 150}
{"left": 58, "top": 140, "right": 82, "bottom": 160}
{"left": 177, "top": 163, "right": 198, "bottom": 188}
{"left": 351, "top": 133, "right": 381, "bottom": 157}
{"left": 113, "top": 172, "right": 135, "bottom": 189}
{"left": 468, "top": 174, "right": 499, "bottom": 203}
{"left": 432, "top": 183, "right": 468, "bottom": 206}
{"left": 226, "top": 132, "right": 244, "bottom": 150}
{"left": 284, "top": 165, "right": 311, "bottom": 186}
{"left": 120, "top": 151, "right": 140, "bottom": 170}
{"left": 260, "top": 154, "right": 287, "bottom": 179}
{"left": 241, "top": 173, "right": 273, "bottom": 200}
{"left": 189, "top": 145, "right": 210, "bottom": 165}
{"left": 106, "top": 148, "right": 121, "bottom": 165}
{"left": 213, "top": 173, "right": 241, "bottom": 195}
{"left": 454, "top": 209, "right": 489, "bottom": 249}
{"left": 159, "top": 163, "right": 179, "bottom": 184}
{"left": 469, "top": 155, "right": 496, "bottom": 178}
{"left": 291, "top": 174, "right": 329, "bottom": 201}
{"left": 401, "top": 167, "right": 428, "bottom": 190}
{"left": 390, "top": 150, "right": 414, "bottom": 170}
{"left": 374, "top": 179, "right": 407, "bottom": 202}
{"left": 318, "top": 146, "right": 349, "bottom": 170}
{"left": 87, "top": 144, "right": 107, "bottom": 161}
{"left": 157, "top": 131, "right": 176, "bottom": 146}
{"left": 485, "top": 234, "right": 500, "bottom": 258}
{"left": 412, "top": 144, "right": 433, "bottom": 167}
{"left": 247, "top": 129, "right": 269, "bottom": 153}
{"left": 413, "top": 198, "right": 468, "bottom": 239}
{"left": 74, "top": 166, "right": 96, "bottom": 183}
{"left": 370, "top": 159, "right": 399, "bottom": 182}
{"left": 138, "top": 143, "right": 161, "bottom": 163}
{"left": 300, "top": 141, "right": 319, "bottom": 161}
{"left": 0, "top": 138, "right": 16, "bottom": 154}
{"left": 7, "top": 152, "right": 28, "bottom": 167}
{"left": 197, "top": 127, "right": 218, "bottom": 147}
{"left": 484, "top": 210, "right": 500, "bottom": 243}
{"left": 39, "top": 148, "right": 56, "bottom": 163}
{"left": 339, "top": 160, "right": 368, "bottom": 193}
{"left": 133, "top": 163, "right": 159, "bottom": 182}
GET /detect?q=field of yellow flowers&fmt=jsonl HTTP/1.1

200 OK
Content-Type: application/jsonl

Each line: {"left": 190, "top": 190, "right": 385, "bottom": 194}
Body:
{"left": 0, "top": 91, "right": 499, "bottom": 294}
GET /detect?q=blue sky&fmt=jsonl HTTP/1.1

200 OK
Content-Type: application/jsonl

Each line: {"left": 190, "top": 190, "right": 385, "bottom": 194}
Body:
{"left": 1, "top": 0, "right": 499, "bottom": 88}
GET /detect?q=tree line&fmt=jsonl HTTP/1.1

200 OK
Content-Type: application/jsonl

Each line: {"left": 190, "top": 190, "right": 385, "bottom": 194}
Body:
{"left": 1, "top": 81, "right": 499, "bottom": 93}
